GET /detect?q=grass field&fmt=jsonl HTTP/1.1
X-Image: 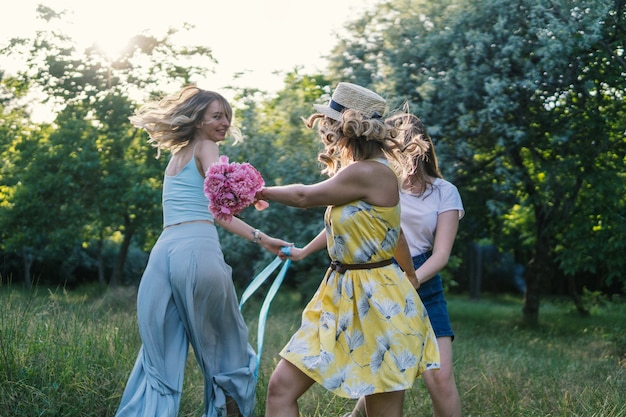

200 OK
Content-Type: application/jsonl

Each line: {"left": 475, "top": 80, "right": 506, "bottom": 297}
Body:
{"left": 1, "top": 283, "right": 624, "bottom": 416}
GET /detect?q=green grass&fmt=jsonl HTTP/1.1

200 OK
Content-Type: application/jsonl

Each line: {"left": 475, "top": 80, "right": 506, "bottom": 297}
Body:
{"left": 0, "top": 283, "right": 624, "bottom": 417}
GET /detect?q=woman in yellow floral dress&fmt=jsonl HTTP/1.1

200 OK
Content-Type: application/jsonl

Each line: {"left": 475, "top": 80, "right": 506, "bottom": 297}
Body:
{"left": 256, "top": 82, "right": 440, "bottom": 417}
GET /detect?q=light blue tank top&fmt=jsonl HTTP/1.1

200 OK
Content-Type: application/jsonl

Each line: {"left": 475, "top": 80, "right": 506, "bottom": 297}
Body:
{"left": 162, "top": 155, "right": 214, "bottom": 227}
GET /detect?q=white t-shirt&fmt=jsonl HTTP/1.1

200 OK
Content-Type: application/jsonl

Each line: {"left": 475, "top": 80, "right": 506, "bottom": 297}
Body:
{"left": 400, "top": 178, "right": 465, "bottom": 257}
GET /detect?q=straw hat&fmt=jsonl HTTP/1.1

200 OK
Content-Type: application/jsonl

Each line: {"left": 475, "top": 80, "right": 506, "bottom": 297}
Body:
{"left": 313, "top": 82, "right": 386, "bottom": 121}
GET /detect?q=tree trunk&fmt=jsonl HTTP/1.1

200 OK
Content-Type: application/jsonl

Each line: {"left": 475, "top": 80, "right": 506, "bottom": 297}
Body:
{"left": 96, "top": 235, "right": 106, "bottom": 286}
{"left": 523, "top": 212, "right": 553, "bottom": 326}
{"left": 109, "top": 215, "right": 135, "bottom": 287}
{"left": 469, "top": 242, "right": 483, "bottom": 300}
{"left": 523, "top": 256, "right": 540, "bottom": 325}
{"left": 568, "top": 274, "right": 590, "bottom": 317}
{"left": 21, "top": 246, "right": 33, "bottom": 289}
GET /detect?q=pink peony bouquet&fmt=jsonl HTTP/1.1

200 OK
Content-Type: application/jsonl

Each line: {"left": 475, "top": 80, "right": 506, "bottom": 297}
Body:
{"left": 204, "top": 155, "right": 268, "bottom": 222}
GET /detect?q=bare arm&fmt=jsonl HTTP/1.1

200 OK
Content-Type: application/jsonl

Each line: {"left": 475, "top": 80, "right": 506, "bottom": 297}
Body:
{"left": 259, "top": 161, "right": 399, "bottom": 209}
{"left": 394, "top": 229, "right": 419, "bottom": 289}
{"left": 215, "top": 217, "right": 292, "bottom": 256}
{"left": 285, "top": 229, "right": 327, "bottom": 261}
{"left": 415, "top": 210, "right": 460, "bottom": 284}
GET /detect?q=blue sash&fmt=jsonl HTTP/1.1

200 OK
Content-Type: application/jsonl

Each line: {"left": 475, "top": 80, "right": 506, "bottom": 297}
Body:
{"left": 239, "top": 247, "right": 291, "bottom": 378}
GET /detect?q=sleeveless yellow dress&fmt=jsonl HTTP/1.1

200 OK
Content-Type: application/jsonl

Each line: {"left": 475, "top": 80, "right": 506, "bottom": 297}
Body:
{"left": 280, "top": 182, "right": 440, "bottom": 398}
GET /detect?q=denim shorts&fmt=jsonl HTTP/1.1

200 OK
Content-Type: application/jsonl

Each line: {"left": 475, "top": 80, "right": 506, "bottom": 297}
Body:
{"left": 413, "top": 252, "right": 455, "bottom": 340}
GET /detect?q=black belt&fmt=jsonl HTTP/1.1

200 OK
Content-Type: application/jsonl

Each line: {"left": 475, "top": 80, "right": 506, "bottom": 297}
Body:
{"left": 329, "top": 259, "right": 393, "bottom": 274}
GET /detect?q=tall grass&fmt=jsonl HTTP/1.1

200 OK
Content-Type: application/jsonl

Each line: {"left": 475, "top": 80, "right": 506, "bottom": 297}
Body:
{"left": 0, "top": 284, "right": 139, "bottom": 416}
{"left": 1, "top": 282, "right": 624, "bottom": 417}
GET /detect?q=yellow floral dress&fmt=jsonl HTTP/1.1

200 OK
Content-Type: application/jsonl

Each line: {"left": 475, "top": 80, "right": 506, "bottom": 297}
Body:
{"left": 280, "top": 194, "right": 440, "bottom": 398}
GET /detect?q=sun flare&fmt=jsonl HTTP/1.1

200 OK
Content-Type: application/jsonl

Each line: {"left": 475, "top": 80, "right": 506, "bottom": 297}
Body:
{"left": 91, "top": 36, "right": 131, "bottom": 61}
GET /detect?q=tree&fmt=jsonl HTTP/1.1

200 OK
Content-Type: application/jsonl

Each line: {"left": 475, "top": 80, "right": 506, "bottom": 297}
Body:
{"left": 0, "top": 95, "right": 54, "bottom": 287}
{"left": 328, "top": 0, "right": 626, "bottom": 323}
{"left": 0, "top": 6, "right": 216, "bottom": 285}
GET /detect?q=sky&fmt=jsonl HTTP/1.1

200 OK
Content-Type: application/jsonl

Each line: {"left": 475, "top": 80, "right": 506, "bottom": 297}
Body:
{"left": 1, "top": 0, "right": 379, "bottom": 99}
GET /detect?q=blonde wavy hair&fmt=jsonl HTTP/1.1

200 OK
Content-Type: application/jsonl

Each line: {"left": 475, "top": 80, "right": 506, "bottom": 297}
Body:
{"left": 305, "top": 109, "right": 420, "bottom": 179}
{"left": 385, "top": 112, "right": 442, "bottom": 195}
{"left": 129, "top": 86, "right": 242, "bottom": 157}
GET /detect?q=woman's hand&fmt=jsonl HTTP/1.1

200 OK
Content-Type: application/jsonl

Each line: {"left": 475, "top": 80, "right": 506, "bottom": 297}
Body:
{"left": 281, "top": 246, "right": 306, "bottom": 261}
{"left": 258, "top": 232, "right": 292, "bottom": 256}
{"left": 409, "top": 272, "right": 421, "bottom": 290}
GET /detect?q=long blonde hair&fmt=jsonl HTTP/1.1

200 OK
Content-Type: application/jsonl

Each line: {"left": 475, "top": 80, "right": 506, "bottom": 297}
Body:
{"left": 129, "top": 86, "right": 241, "bottom": 157}
{"left": 386, "top": 112, "right": 442, "bottom": 195}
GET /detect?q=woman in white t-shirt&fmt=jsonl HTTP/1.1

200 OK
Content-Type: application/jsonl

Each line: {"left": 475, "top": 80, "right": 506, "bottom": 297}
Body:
{"left": 394, "top": 112, "right": 464, "bottom": 417}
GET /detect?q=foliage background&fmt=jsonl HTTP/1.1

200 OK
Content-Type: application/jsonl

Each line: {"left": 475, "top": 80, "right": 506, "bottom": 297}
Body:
{"left": 0, "top": 0, "right": 624, "bottom": 324}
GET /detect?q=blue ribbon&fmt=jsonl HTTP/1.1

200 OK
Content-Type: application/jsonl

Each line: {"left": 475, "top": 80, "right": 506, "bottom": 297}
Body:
{"left": 239, "top": 247, "right": 291, "bottom": 378}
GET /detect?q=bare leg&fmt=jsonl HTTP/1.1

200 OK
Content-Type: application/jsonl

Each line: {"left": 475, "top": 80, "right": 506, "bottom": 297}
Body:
{"left": 225, "top": 396, "right": 242, "bottom": 417}
{"left": 363, "top": 390, "right": 405, "bottom": 417}
{"left": 350, "top": 396, "right": 367, "bottom": 417}
{"left": 349, "top": 338, "right": 460, "bottom": 417}
{"left": 265, "top": 359, "right": 315, "bottom": 417}
{"left": 226, "top": 396, "right": 242, "bottom": 417}
{"left": 422, "top": 337, "right": 461, "bottom": 417}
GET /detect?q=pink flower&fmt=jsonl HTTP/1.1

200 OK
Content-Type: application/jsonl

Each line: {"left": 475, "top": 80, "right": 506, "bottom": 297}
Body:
{"left": 204, "top": 155, "right": 265, "bottom": 222}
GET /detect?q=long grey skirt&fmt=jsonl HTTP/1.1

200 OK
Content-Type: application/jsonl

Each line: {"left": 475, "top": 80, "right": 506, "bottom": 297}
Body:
{"left": 115, "top": 222, "right": 257, "bottom": 417}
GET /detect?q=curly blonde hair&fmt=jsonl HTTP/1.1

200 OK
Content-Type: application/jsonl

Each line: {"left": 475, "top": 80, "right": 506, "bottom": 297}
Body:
{"left": 306, "top": 109, "right": 420, "bottom": 179}
{"left": 129, "top": 86, "right": 241, "bottom": 157}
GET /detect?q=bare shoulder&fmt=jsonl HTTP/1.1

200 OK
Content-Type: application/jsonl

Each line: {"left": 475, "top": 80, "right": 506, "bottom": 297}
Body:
{"left": 342, "top": 159, "right": 391, "bottom": 175}
{"left": 344, "top": 159, "right": 396, "bottom": 181}
{"left": 194, "top": 139, "right": 220, "bottom": 174}
{"left": 194, "top": 138, "right": 218, "bottom": 155}
{"left": 341, "top": 160, "right": 399, "bottom": 206}
{"left": 195, "top": 139, "right": 219, "bottom": 160}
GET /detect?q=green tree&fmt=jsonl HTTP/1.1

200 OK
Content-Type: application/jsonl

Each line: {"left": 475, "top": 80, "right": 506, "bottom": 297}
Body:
{"left": 0, "top": 108, "right": 54, "bottom": 287}
{"left": 328, "top": 0, "right": 626, "bottom": 323}
{"left": 0, "top": 72, "right": 26, "bottom": 283}
{"left": 0, "top": 5, "right": 215, "bottom": 285}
